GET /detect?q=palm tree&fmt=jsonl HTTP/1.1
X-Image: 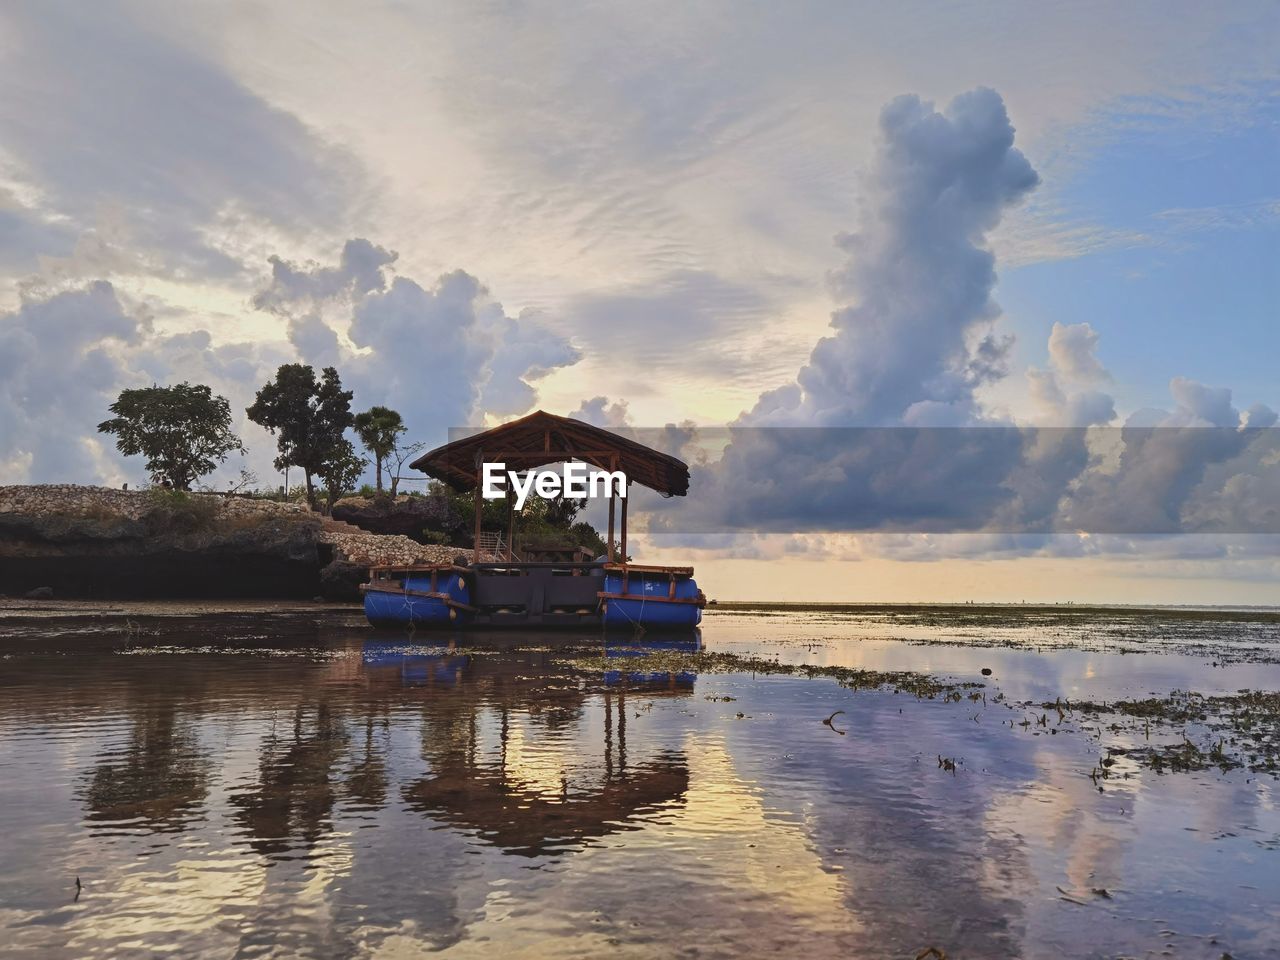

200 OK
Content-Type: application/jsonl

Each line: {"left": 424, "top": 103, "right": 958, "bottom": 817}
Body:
{"left": 352, "top": 406, "right": 406, "bottom": 495}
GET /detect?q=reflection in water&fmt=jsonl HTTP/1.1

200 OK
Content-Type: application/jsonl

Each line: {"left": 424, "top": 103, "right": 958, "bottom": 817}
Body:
{"left": 0, "top": 614, "right": 1278, "bottom": 958}
{"left": 363, "top": 636, "right": 693, "bottom": 857}
{"left": 82, "top": 703, "right": 210, "bottom": 832}
{"left": 229, "top": 702, "right": 351, "bottom": 859}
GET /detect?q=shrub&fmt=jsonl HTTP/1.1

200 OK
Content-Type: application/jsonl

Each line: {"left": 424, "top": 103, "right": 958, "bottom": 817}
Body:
{"left": 144, "top": 488, "right": 221, "bottom": 534}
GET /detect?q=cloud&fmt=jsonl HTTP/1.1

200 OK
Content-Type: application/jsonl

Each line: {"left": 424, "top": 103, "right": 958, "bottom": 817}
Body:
{"left": 1153, "top": 199, "right": 1280, "bottom": 233}
{"left": 644, "top": 90, "right": 1046, "bottom": 536}
{"left": 1026, "top": 321, "right": 1116, "bottom": 428}
{"left": 0, "top": 282, "right": 291, "bottom": 486}
{"left": 1061, "top": 380, "right": 1278, "bottom": 534}
{"left": 0, "top": 188, "right": 77, "bottom": 272}
{"left": 632, "top": 89, "right": 1279, "bottom": 550}
{"left": 0, "top": 233, "right": 582, "bottom": 489}
{"left": 0, "top": 2, "right": 360, "bottom": 282}
{"left": 0, "top": 283, "right": 137, "bottom": 482}
{"left": 561, "top": 270, "right": 794, "bottom": 385}
{"left": 1047, "top": 322, "right": 1109, "bottom": 384}
{"left": 253, "top": 239, "right": 398, "bottom": 315}
{"left": 569, "top": 397, "right": 632, "bottom": 428}
{"left": 743, "top": 88, "right": 1038, "bottom": 429}
{"left": 254, "top": 241, "right": 582, "bottom": 437}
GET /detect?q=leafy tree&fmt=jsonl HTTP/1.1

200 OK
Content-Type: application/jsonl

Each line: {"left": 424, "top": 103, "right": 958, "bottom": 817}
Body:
{"left": 352, "top": 406, "right": 405, "bottom": 495}
{"left": 98, "top": 383, "right": 244, "bottom": 490}
{"left": 319, "top": 440, "right": 366, "bottom": 514}
{"left": 246, "top": 364, "right": 354, "bottom": 509}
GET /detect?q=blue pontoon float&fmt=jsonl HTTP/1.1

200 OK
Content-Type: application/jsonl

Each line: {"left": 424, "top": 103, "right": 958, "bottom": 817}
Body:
{"left": 360, "top": 411, "right": 706, "bottom": 631}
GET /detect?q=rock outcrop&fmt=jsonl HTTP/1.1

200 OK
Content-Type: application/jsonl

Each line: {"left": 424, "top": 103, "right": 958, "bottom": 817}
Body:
{"left": 316, "top": 520, "right": 471, "bottom": 601}
{"left": 331, "top": 493, "right": 464, "bottom": 542}
{"left": 0, "top": 486, "right": 485, "bottom": 601}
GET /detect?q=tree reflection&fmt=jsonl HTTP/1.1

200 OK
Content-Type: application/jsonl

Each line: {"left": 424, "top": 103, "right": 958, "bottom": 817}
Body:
{"left": 82, "top": 703, "right": 210, "bottom": 831}
{"left": 228, "top": 702, "right": 350, "bottom": 857}
{"left": 72, "top": 631, "right": 699, "bottom": 863}
{"left": 340, "top": 712, "right": 389, "bottom": 810}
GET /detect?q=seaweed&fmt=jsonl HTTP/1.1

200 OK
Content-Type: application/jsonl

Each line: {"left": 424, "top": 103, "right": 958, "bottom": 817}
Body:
{"left": 556, "top": 647, "right": 981, "bottom": 699}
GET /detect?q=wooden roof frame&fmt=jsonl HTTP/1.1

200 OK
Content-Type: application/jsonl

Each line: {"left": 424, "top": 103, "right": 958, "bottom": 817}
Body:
{"left": 409, "top": 410, "right": 690, "bottom": 497}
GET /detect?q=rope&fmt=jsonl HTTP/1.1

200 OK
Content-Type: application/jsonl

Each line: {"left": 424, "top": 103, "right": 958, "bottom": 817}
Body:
{"left": 606, "top": 569, "right": 648, "bottom": 638}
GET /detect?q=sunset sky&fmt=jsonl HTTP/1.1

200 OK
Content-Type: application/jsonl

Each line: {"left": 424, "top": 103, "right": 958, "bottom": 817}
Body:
{"left": 2, "top": 2, "right": 1278, "bottom": 602}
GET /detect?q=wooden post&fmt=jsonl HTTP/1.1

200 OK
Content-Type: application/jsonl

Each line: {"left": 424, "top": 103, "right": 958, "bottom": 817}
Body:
{"left": 472, "top": 451, "right": 483, "bottom": 564}
{"left": 607, "top": 493, "right": 615, "bottom": 563}
{"left": 505, "top": 487, "right": 515, "bottom": 560}
{"left": 606, "top": 453, "right": 617, "bottom": 563}
{"left": 619, "top": 479, "right": 628, "bottom": 563}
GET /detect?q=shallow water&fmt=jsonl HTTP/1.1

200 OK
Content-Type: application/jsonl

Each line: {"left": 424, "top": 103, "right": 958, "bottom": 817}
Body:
{"left": 1, "top": 606, "right": 1279, "bottom": 959}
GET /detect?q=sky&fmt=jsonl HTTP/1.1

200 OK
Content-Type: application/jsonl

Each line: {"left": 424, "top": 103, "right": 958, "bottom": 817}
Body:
{"left": 1, "top": 1, "right": 1278, "bottom": 603}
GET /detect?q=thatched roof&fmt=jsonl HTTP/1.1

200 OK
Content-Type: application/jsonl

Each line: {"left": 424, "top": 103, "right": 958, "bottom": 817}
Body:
{"left": 410, "top": 409, "right": 690, "bottom": 496}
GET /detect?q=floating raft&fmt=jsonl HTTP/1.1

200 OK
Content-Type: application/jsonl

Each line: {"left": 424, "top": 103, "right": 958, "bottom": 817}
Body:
{"left": 600, "top": 564, "right": 704, "bottom": 629}
{"left": 360, "top": 409, "right": 707, "bottom": 632}
{"left": 362, "top": 561, "right": 704, "bottom": 630}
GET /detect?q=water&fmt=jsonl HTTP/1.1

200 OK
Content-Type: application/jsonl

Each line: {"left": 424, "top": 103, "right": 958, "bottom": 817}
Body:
{"left": 1, "top": 605, "right": 1279, "bottom": 959}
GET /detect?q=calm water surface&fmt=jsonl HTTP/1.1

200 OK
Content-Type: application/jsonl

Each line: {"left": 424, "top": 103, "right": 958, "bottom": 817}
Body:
{"left": 1, "top": 606, "right": 1279, "bottom": 959}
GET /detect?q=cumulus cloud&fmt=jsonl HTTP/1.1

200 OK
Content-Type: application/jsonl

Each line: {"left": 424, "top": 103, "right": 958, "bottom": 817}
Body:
{"left": 1061, "top": 380, "right": 1278, "bottom": 534}
{"left": 569, "top": 397, "right": 632, "bottom": 428}
{"left": 254, "top": 240, "right": 582, "bottom": 438}
{"left": 647, "top": 90, "right": 1046, "bottom": 537}
{"left": 253, "top": 240, "right": 398, "bottom": 315}
{"left": 636, "top": 89, "right": 1279, "bottom": 548}
{"left": 1026, "top": 321, "right": 1116, "bottom": 428}
{"left": 0, "top": 235, "right": 581, "bottom": 488}
{"left": 1047, "top": 322, "right": 1109, "bottom": 384}
{"left": 0, "top": 283, "right": 139, "bottom": 482}
{"left": 0, "top": 282, "right": 290, "bottom": 486}
{"left": 748, "top": 87, "right": 1038, "bottom": 428}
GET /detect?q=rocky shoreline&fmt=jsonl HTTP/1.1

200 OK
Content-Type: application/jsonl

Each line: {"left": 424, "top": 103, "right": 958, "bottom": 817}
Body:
{"left": 0, "top": 485, "right": 477, "bottom": 601}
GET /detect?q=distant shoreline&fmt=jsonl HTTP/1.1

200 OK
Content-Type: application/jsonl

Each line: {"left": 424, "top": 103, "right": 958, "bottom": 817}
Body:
{"left": 712, "top": 600, "right": 1280, "bottom": 617}
{"left": 2, "top": 596, "right": 1278, "bottom": 622}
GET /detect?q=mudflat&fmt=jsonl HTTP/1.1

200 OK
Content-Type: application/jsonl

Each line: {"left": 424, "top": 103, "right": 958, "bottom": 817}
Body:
{"left": 1, "top": 604, "right": 1277, "bottom": 958}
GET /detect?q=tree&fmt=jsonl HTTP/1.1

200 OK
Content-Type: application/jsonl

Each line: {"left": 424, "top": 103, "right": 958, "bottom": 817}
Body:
{"left": 98, "top": 383, "right": 244, "bottom": 491}
{"left": 246, "top": 364, "right": 354, "bottom": 509}
{"left": 352, "top": 406, "right": 405, "bottom": 495}
{"left": 319, "top": 440, "right": 366, "bottom": 514}
{"left": 387, "top": 438, "right": 426, "bottom": 497}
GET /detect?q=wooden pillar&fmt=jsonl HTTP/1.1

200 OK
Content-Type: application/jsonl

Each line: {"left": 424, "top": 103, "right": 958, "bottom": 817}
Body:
{"left": 472, "top": 451, "right": 483, "bottom": 564}
{"left": 606, "top": 453, "right": 617, "bottom": 563}
{"left": 619, "top": 479, "right": 629, "bottom": 563}
{"left": 607, "top": 489, "right": 615, "bottom": 562}
{"left": 505, "top": 487, "right": 515, "bottom": 560}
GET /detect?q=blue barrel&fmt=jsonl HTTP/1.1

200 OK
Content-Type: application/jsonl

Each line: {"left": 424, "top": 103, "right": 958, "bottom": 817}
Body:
{"left": 602, "top": 571, "right": 703, "bottom": 629}
{"left": 363, "top": 571, "right": 471, "bottom": 629}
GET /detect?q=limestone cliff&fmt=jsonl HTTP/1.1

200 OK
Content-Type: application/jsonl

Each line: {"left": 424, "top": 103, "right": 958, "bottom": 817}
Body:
{"left": 0, "top": 486, "right": 474, "bottom": 600}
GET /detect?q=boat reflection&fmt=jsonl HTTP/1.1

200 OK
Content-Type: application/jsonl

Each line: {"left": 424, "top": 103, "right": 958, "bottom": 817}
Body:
{"left": 361, "top": 630, "right": 698, "bottom": 857}
{"left": 602, "top": 632, "right": 700, "bottom": 691}
{"left": 72, "top": 631, "right": 701, "bottom": 862}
